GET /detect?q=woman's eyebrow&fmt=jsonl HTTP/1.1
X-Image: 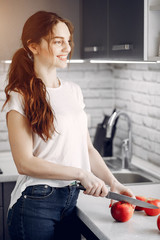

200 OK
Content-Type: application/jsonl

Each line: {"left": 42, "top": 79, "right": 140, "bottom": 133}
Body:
{"left": 52, "top": 36, "right": 71, "bottom": 40}
{"left": 53, "top": 36, "right": 64, "bottom": 39}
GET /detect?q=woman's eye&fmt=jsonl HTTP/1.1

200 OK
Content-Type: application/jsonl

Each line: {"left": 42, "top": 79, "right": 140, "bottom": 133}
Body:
{"left": 54, "top": 40, "right": 62, "bottom": 46}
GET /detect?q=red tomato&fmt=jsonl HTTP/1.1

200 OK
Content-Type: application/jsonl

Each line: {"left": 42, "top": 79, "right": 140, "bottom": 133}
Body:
{"left": 144, "top": 198, "right": 160, "bottom": 216}
{"left": 111, "top": 201, "right": 134, "bottom": 222}
{"left": 135, "top": 196, "right": 146, "bottom": 211}
{"left": 157, "top": 215, "right": 160, "bottom": 231}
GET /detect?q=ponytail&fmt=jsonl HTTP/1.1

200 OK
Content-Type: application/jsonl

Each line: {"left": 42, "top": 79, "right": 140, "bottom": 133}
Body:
{"left": 3, "top": 48, "right": 55, "bottom": 141}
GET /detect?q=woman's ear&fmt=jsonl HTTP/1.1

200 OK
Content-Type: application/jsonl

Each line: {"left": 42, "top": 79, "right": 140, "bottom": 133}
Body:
{"left": 28, "top": 42, "right": 39, "bottom": 55}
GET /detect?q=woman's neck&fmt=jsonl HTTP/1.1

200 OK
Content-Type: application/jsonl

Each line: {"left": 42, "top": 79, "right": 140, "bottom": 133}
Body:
{"left": 34, "top": 62, "right": 59, "bottom": 88}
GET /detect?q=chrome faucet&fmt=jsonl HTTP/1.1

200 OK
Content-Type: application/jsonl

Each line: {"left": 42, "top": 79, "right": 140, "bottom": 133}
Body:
{"left": 106, "top": 111, "right": 132, "bottom": 169}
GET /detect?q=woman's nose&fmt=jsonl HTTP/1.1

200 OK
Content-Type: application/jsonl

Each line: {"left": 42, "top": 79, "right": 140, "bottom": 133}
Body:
{"left": 63, "top": 41, "right": 71, "bottom": 53}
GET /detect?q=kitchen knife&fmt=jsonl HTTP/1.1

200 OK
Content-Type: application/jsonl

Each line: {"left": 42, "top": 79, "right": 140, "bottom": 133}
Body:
{"left": 73, "top": 181, "right": 159, "bottom": 209}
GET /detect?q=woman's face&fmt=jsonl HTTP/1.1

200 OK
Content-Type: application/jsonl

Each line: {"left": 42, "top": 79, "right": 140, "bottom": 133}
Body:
{"left": 35, "top": 21, "right": 72, "bottom": 69}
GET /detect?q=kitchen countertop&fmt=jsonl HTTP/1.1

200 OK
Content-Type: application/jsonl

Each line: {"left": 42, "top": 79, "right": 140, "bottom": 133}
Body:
{"left": 77, "top": 184, "right": 160, "bottom": 240}
{"left": 0, "top": 152, "right": 18, "bottom": 182}
{"left": 0, "top": 152, "right": 160, "bottom": 239}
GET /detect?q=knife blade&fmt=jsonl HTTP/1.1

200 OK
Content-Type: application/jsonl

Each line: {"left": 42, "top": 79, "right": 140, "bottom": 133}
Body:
{"left": 106, "top": 191, "right": 158, "bottom": 209}
{"left": 74, "top": 181, "right": 159, "bottom": 209}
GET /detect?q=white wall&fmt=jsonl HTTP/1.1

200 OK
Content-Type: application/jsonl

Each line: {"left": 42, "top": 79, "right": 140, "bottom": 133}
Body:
{"left": 113, "top": 63, "right": 160, "bottom": 166}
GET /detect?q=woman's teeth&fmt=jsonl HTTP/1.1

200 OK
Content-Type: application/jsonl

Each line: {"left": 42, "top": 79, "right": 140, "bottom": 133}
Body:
{"left": 57, "top": 55, "right": 67, "bottom": 61}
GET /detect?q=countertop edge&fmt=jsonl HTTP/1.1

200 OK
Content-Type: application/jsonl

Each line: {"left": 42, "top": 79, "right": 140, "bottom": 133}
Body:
{"left": 77, "top": 207, "right": 110, "bottom": 240}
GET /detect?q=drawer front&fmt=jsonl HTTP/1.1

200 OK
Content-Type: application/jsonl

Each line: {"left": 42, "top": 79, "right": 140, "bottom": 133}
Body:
{"left": 4, "top": 182, "right": 16, "bottom": 240}
{"left": 0, "top": 207, "right": 4, "bottom": 240}
{"left": 0, "top": 184, "right": 2, "bottom": 206}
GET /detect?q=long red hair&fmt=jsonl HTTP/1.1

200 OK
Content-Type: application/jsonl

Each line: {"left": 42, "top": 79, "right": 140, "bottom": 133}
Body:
{"left": 3, "top": 11, "right": 74, "bottom": 141}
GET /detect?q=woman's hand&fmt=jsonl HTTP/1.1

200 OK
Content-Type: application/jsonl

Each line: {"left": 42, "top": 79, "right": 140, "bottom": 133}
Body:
{"left": 109, "top": 179, "right": 135, "bottom": 207}
{"left": 79, "top": 171, "right": 108, "bottom": 197}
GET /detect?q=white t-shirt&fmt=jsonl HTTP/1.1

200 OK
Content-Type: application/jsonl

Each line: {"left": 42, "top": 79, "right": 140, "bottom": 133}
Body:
{"left": 5, "top": 79, "right": 91, "bottom": 208}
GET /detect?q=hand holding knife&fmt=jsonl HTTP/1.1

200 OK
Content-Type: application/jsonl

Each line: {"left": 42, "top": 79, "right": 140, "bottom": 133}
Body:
{"left": 72, "top": 181, "right": 159, "bottom": 209}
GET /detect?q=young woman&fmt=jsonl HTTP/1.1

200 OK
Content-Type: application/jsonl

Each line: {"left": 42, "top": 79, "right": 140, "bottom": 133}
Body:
{"left": 3, "top": 11, "right": 134, "bottom": 240}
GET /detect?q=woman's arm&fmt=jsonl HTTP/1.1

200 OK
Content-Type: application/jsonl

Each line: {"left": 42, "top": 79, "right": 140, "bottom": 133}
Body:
{"left": 87, "top": 130, "right": 134, "bottom": 200}
{"left": 87, "top": 131, "right": 118, "bottom": 187}
{"left": 7, "top": 110, "right": 81, "bottom": 180}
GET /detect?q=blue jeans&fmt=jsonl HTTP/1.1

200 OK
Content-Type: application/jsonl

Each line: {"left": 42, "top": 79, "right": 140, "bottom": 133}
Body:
{"left": 7, "top": 184, "right": 81, "bottom": 240}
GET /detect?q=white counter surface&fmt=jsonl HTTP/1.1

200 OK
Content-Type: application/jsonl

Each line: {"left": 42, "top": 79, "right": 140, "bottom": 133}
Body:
{"left": 0, "top": 152, "right": 18, "bottom": 182}
{"left": 77, "top": 184, "right": 160, "bottom": 240}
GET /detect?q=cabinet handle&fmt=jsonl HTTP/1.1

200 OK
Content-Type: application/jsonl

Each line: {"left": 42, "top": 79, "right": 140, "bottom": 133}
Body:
{"left": 84, "top": 46, "right": 104, "bottom": 52}
{"left": 112, "top": 44, "right": 133, "bottom": 51}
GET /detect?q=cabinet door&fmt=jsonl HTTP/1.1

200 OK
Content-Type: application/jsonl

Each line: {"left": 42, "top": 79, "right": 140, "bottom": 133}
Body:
{"left": 3, "top": 182, "right": 16, "bottom": 240}
{"left": 0, "top": 183, "right": 3, "bottom": 240}
{"left": 0, "top": 184, "right": 3, "bottom": 240}
{"left": 108, "top": 0, "right": 144, "bottom": 60}
{"left": 0, "top": 183, "right": 2, "bottom": 206}
{"left": 82, "top": 0, "right": 108, "bottom": 59}
{"left": 0, "top": 207, "right": 3, "bottom": 240}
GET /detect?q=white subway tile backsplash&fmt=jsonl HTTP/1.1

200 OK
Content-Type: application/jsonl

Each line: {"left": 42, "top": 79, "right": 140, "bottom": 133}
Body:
{"left": 143, "top": 71, "right": 157, "bottom": 82}
{"left": 147, "top": 83, "right": 160, "bottom": 95}
{"left": 131, "top": 93, "right": 150, "bottom": 105}
{"left": 131, "top": 70, "right": 143, "bottom": 81}
{"left": 114, "top": 64, "right": 160, "bottom": 166}
{"left": 132, "top": 125, "right": 149, "bottom": 139}
{"left": 0, "top": 122, "right": 7, "bottom": 132}
{"left": 85, "top": 98, "right": 113, "bottom": 108}
{"left": 0, "top": 74, "right": 7, "bottom": 90}
{"left": 148, "top": 106, "right": 160, "bottom": 118}
{"left": 0, "top": 141, "right": 10, "bottom": 152}
{"left": 148, "top": 63, "right": 160, "bottom": 71}
{"left": 125, "top": 63, "right": 149, "bottom": 71}
{"left": 83, "top": 89, "right": 114, "bottom": 98}
{"left": 0, "top": 111, "right": 6, "bottom": 122}
{"left": 114, "top": 69, "right": 130, "bottom": 79}
{"left": 143, "top": 117, "right": 160, "bottom": 131}
{"left": 148, "top": 153, "right": 160, "bottom": 166}
{"left": 0, "top": 132, "right": 8, "bottom": 141}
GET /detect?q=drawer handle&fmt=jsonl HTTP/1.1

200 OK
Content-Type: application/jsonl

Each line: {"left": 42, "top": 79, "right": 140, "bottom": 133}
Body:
{"left": 84, "top": 46, "right": 104, "bottom": 52}
{"left": 112, "top": 44, "right": 133, "bottom": 51}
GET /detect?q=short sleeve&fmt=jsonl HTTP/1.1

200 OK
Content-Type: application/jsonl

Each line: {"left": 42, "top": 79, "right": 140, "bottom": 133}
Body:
{"left": 4, "top": 91, "right": 26, "bottom": 117}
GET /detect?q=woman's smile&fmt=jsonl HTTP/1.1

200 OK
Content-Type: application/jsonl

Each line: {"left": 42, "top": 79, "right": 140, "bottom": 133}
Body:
{"left": 57, "top": 55, "right": 68, "bottom": 61}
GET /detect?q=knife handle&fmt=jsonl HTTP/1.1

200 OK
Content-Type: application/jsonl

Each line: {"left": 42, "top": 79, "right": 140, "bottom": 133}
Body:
{"left": 74, "top": 182, "right": 86, "bottom": 191}
{"left": 74, "top": 182, "right": 110, "bottom": 198}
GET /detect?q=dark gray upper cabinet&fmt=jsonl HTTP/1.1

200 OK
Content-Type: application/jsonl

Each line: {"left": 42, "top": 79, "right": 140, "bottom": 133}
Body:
{"left": 82, "top": 0, "right": 108, "bottom": 59}
{"left": 82, "top": 0, "right": 144, "bottom": 60}
{"left": 108, "top": 0, "right": 144, "bottom": 60}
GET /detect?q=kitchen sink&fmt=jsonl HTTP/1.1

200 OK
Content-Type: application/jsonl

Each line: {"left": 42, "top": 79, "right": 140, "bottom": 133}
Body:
{"left": 113, "top": 172, "right": 152, "bottom": 184}
{"left": 103, "top": 157, "right": 160, "bottom": 185}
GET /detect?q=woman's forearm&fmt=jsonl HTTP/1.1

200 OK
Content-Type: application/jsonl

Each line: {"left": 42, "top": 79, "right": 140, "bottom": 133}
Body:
{"left": 17, "top": 155, "right": 82, "bottom": 181}
{"left": 88, "top": 147, "right": 118, "bottom": 187}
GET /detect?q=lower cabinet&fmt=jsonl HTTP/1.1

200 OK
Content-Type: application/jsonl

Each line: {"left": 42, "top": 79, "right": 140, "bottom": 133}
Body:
{"left": 0, "top": 182, "right": 16, "bottom": 240}
{"left": 78, "top": 218, "right": 100, "bottom": 240}
{"left": 0, "top": 183, "right": 3, "bottom": 240}
{"left": 0, "top": 207, "right": 3, "bottom": 240}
